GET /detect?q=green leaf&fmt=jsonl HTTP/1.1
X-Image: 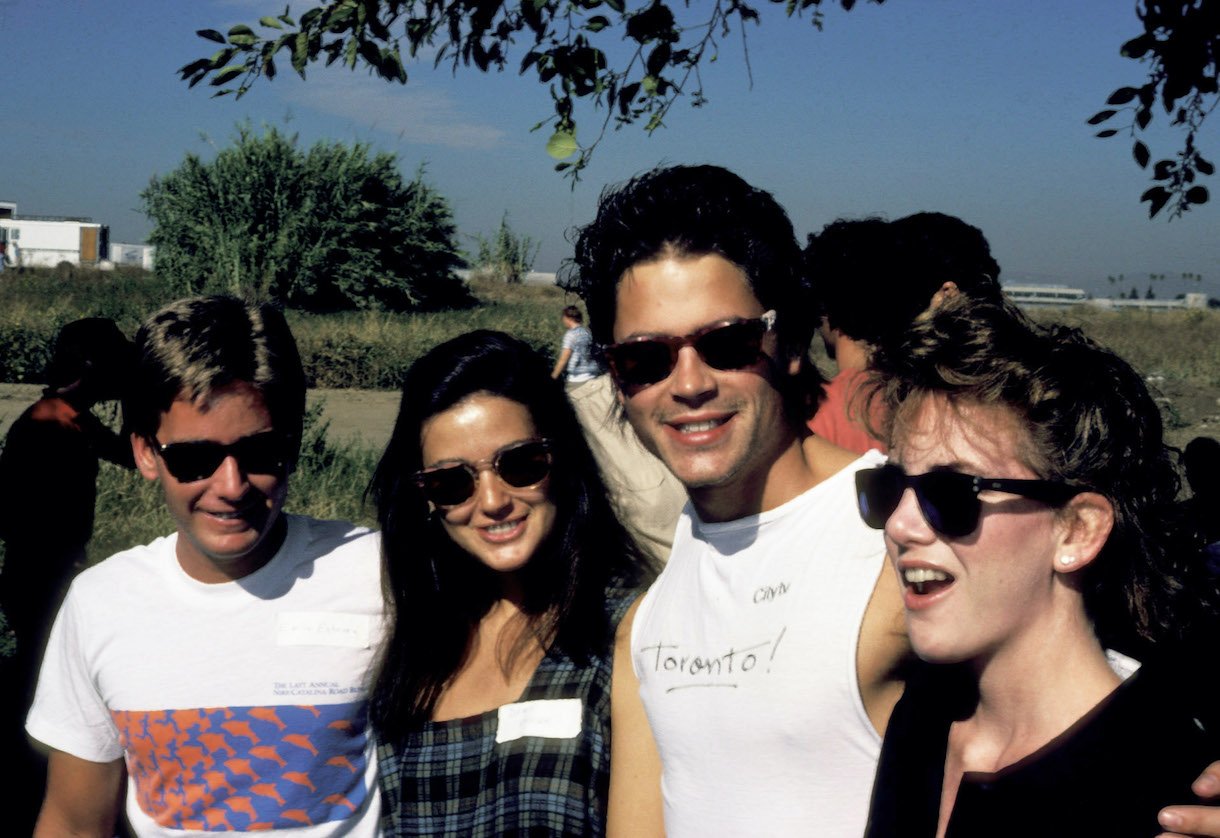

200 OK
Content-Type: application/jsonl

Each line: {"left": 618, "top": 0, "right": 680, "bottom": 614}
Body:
{"left": 586, "top": 15, "right": 610, "bottom": 32}
{"left": 197, "top": 29, "right": 227, "bottom": 44}
{"left": 1133, "top": 141, "right": 1150, "bottom": 168}
{"left": 642, "top": 74, "right": 658, "bottom": 95}
{"left": 293, "top": 32, "right": 310, "bottom": 75}
{"left": 1141, "top": 186, "right": 1170, "bottom": 218}
{"left": 210, "top": 66, "right": 247, "bottom": 86}
{"left": 546, "top": 130, "right": 578, "bottom": 160}
{"left": 228, "top": 24, "right": 256, "bottom": 38}
{"left": 1185, "top": 186, "right": 1209, "bottom": 205}
{"left": 605, "top": 0, "right": 625, "bottom": 12}
{"left": 259, "top": 16, "right": 285, "bottom": 30}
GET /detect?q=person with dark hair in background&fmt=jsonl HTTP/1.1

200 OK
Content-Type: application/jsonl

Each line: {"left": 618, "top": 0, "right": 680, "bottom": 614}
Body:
{"left": 804, "top": 212, "right": 1004, "bottom": 454}
{"left": 0, "top": 317, "right": 135, "bottom": 832}
{"left": 550, "top": 304, "right": 605, "bottom": 385}
{"left": 369, "top": 329, "right": 660, "bottom": 836}
{"left": 1182, "top": 436, "right": 1220, "bottom": 575}
{"left": 26, "top": 296, "right": 384, "bottom": 837}
{"left": 860, "top": 295, "right": 1220, "bottom": 836}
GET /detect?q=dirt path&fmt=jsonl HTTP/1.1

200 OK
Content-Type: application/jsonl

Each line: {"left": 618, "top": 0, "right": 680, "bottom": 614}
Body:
{"left": 2, "top": 381, "right": 1215, "bottom": 455}
{"left": 0, "top": 384, "right": 401, "bottom": 453}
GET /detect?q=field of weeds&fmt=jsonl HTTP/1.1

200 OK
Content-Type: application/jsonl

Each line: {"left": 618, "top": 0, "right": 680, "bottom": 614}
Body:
{"left": 1, "top": 272, "right": 1217, "bottom": 657}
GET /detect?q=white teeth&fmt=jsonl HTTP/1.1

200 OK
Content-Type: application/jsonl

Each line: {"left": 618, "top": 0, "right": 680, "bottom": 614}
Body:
{"left": 676, "top": 419, "right": 723, "bottom": 433}
{"left": 902, "top": 567, "right": 952, "bottom": 595}
{"left": 903, "top": 567, "right": 950, "bottom": 584}
{"left": 485, "top": 521, "right": 519, "bottom": 534}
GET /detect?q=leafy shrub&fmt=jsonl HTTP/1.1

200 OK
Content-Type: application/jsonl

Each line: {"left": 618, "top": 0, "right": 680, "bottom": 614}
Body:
{"left": 142, "top": 124, "right": 470, "bottom": 311}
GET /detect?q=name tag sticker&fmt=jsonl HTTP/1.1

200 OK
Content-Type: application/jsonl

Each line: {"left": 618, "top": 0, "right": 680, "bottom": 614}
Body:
{"left": 496, "top": 698, "right": 582, "bottom": 744}
{"left": 276, "top": 612, "right": 371, "bottom": 649}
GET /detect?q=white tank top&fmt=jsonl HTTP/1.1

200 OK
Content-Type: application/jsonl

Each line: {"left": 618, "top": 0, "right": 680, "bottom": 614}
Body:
{"left": 632, "top": 451, "right": 888, "bottom": 837}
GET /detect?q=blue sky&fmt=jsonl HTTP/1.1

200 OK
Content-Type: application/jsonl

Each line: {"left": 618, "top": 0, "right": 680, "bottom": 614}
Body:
{"left": 1, "top": 0, "right": 1217, "bottom": 298}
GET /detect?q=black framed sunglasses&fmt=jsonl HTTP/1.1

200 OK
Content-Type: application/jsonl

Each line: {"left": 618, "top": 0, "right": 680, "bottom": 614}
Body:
{"left": 155, "top": 431, "right": 290, "bottom": 483}
{"left": 605, "top": 310, "right": 778, "bottom": 390}
{"left": 413, "top": 439, "right": 553, "bottom": 508}
{"left": 855, "top": 463, "right": 1082, "bottom": 539}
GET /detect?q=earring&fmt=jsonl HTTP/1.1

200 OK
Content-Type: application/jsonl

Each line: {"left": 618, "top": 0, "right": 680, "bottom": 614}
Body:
{"left": 1058, "top": 555, "right": 1076, "bottom": 568}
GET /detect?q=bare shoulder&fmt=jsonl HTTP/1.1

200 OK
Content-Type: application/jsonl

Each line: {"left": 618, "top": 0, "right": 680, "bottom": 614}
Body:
{"left": 615, "top": 595, "right": 644, "bottom": 652}
{"left": 856, "top": 557, "right": 911, "bottom": 737}
{"left": 802, "top": 434, "right": 863, "bottom": 483}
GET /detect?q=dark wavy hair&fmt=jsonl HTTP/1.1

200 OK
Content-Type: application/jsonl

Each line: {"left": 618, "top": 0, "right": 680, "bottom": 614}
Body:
{"left": 562, "top": 164, "right": 823, "bottom": 420}
{"left": 368, "top": 330, "right": 655, "bottom": 739}
{"left": 868, "top": 295, "right": 1218, "bottom": 656}
{"left": 805, "top": 213, "right": 1004, "bottom": 350}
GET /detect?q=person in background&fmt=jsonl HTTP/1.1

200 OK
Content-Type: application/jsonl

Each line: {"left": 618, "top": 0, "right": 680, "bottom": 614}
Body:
{"left": 551, "top": 304, "right": 605, "bottom": 385}
{"left": 804, "top": 212, "right": 1004, "bottom": 454}
{"left": 26, "top": 296, "right": 384, "bottom": 837}
{"left": 1181, "top": 435, "right": 1220, "bottom": 575}
{"left": 0, "top": 317, "right": 135, "bottom": 833}
{"left": 860, "top": 294, "right": 1220, "bottom": 836}
{"left": 369, "top": 330, "right": 661, "bottom": 836}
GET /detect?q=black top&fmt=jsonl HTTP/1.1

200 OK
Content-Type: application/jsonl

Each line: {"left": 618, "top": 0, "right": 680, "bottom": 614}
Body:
{"left": 867, "top": 658, "right": 1217, "bottom": 838}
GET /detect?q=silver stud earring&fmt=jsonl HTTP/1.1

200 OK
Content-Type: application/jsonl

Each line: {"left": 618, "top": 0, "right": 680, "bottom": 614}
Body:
{"left": 1058, "top": 555, "right": 1075, "bottom": 568}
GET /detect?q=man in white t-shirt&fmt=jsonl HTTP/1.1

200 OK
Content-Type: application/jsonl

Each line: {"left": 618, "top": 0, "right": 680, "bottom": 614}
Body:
{"left": 26, "top": 296, "right": 383, "bottom": 837}
{"left": 564, "top": 164, "right": 1220, "bottom": 837}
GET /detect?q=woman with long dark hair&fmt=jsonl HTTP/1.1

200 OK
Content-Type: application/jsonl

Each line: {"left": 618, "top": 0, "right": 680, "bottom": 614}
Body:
{"left": 856, "top": 297, "right": 1219, "bottom": 837}
{"left": 369, "top": 330, "right": 661, "bottom": 836}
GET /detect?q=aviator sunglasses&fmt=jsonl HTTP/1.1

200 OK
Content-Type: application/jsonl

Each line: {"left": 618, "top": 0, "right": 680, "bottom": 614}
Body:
{"left": 413, "top": 439, "right": 553, "bottom": 507}
{"left": 605, "top": 310, "right": 777, "bottom": 390}
{"left": 855, "top": 463, "right": 1082, "bottom": 538}
{"left": 154, "top": 431, "right": 290, "bottom": 483}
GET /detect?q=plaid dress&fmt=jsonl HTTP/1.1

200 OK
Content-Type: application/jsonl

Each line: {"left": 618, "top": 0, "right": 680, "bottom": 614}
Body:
{"left": 378, "top": 586, "right": 639, "bottom": 837}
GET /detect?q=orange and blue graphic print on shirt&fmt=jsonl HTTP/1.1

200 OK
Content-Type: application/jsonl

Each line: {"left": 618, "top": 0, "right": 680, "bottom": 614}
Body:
{"left": 111, "top": 702, "right": 369, "bottom": 830}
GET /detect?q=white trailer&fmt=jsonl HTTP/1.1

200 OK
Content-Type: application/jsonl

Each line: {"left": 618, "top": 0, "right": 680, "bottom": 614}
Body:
{"left": 109, "top": 242, "right": 156, "bottom": 270}
{"left": 0, "top": 217, "right": 109, "bottom": 267}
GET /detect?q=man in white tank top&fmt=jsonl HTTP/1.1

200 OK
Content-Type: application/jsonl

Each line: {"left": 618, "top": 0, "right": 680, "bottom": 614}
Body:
{"left": 565, "top": 164, "right": 1220, "bottom": 837}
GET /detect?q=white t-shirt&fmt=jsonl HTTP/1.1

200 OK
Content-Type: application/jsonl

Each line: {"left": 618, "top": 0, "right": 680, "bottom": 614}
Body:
{"left": 27, "top": 515, "right": 385, "bottom": 837}
{"left": 632, "top": 451, "right": 888, "bottom": 837}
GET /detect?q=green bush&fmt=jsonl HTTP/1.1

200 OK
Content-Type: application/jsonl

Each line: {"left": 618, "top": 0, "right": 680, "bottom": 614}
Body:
{"left": 143, "top": 124, "right": 470, "bottom": 311}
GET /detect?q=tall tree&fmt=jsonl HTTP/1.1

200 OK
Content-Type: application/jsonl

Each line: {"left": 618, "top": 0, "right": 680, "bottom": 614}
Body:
{"left": 179, "top": 0, "right": 881, "bottom": 179}
{"left": 142, "top": 124, "right": 467, "bottom": 311}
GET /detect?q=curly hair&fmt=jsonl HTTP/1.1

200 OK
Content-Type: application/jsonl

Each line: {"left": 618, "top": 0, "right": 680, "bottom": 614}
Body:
{"left": 368, "top": 330, "right": 655, "bottom": 738}
{"left": 563, "top": 163, "right": 822, "bottom": 419}
{"left": 868, "top": 295, "right": 1217, "bottom": 655}
{"left": 805, "top": 213, "right": 1004, "bottom": 350}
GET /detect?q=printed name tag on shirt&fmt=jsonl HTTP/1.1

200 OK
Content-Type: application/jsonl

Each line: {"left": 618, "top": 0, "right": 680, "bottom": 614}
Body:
{"left": 276, "top": 612, "right": 371, "bottom": 649}
{"left": 496, "top": 698, "right": 582, "bottom": 743}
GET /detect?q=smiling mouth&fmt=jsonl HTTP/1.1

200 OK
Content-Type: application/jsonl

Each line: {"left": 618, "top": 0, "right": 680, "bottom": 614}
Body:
{"left": 670, "top": 416, "right": 730, "bottom": 434}
{"left": 902, "top": 567, "right": 954, "bottom": 596}
{"left": 484, "top": 521, "right": 521, "bottom": 534}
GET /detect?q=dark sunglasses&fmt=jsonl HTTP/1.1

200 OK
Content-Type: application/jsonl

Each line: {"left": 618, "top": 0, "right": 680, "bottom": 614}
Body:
{"left": 855, "top": 463, "right": 1081, "bottom": 538}
{"left": 155, "top": 431, "right": 290, "bottom": 483}
{"left": 605, "top": 310, "right": 777, "bottom": 390}
{"left": 413, "top": 439, "right": 553, "bottom": 507}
